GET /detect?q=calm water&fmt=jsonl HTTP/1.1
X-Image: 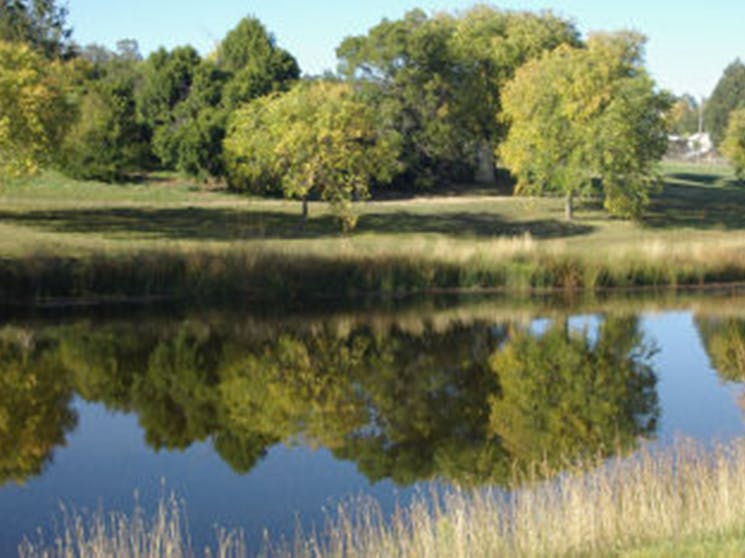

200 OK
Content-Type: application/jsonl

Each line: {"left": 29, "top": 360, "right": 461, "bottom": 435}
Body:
{"left": 1, "top": 295, "right": 745, "bottom": 554}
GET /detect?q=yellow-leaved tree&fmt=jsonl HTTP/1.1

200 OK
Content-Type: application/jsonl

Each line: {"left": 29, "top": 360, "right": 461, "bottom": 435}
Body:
{"left": 0, "top": 40, "right": 72, "bottom": 182}
{"left": 224, "top": 81, "right": 400, "bottom": 231}
{"left": 721, "top": 108, "right": 745, "bottom": 181}
{"left": 500, "top": 32, "right": 671, "bottom": 220}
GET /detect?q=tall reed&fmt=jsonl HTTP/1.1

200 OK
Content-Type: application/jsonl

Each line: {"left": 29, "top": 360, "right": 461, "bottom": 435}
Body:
{"left": 19, "top": 439, "right": 745, "bottom": 557}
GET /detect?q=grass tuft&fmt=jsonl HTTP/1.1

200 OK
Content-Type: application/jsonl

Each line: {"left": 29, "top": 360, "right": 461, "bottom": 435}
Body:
{"left": 20, "top": 438, "right": 745, "bottom": 557}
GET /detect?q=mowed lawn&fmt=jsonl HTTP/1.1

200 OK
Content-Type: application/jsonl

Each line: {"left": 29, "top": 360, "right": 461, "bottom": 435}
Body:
{"left": 0, "top": 162, "right": 739, "bottom": 252}
{"left": 0, "top": 161, "right": 743, "bottom": 298}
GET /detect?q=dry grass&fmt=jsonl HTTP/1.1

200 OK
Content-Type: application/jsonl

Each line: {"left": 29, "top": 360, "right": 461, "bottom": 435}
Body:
{"left": 20, "top": 439, "right": 745, "bottom": 558}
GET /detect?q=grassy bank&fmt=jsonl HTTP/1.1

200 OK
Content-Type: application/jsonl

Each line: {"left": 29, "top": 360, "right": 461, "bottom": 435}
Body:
{"left": 19, "top": 438, "right": 745, "bottom": 557}
{"left": 1, "top": 162, "right": 743, "bottom": 301}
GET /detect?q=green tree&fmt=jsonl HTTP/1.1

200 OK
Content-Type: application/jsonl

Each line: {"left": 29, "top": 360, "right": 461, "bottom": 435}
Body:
{"left": 0, "top": 40, "right": 72, "bottom": 180}
{"left": 152, "top": 17, "right": 299, "bottom": 180}
{"left": 0, "top": 0, "right": 73, "bottom": 59}
{"left": 225, "top": 81, "right": 400, "bottom": 230}
{"left": 721, "top": 108, "right": 745, "bottom": 180}
{"left": 150, "top": 60, "right": 230, "bottom": 179}
{"left": 59, "top": 42, "right": 150, "bottom": 181}
{"left": 500, "top": 32, "right": 671, "bottom": 220}
{"left": 336, "top": 7, "right": 579, "bottom": 188}
{"left": 217, "top": 16, "right": 299, "bottom": 108}
{"left": 136, "top": 45, "right": 201, "bottom": 131}
{"left": 704, "top": 59, "right": 745, "bottom": 147}
{"left": 668, "top": 94, "right": 702, "bottom": 136}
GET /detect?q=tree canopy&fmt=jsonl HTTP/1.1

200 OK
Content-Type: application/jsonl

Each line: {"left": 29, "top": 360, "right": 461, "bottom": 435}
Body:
{"left": 668, "top": 94, "right": 701, "bottom": 136}
{"left": 58, "top": 42, "right": 150, "bottom": 181}
{"left": 0, "top": 0, "right": 74, "bottom": 59}
{"left": 224, "top": 81, "right": 401, "bottom": 230}
{"left": 148, "top": 17, "right": 299, "bottom": 181}
{"left": 336, "top": 6, "right": 580, "bottom": 188}
{"left": 704, "top": 59, "right": 745, "bottom": 147}
{"left": 0, "top": 40, "right": 72, "bottom": 181}
{"left": 500, "top": 32, "right": 671, "bottom": 219}
{"left": 721, "top": 108, "right": 745, "bottom": 180}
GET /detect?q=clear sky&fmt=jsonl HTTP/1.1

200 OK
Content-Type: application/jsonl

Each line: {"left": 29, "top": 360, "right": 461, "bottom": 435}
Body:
{"left": 66, "top": 1, "right": 744, "bottom": 99}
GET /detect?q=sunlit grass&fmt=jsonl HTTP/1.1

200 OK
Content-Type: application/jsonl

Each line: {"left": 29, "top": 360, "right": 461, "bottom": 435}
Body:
{"left": 20, "top": 439, "right": 745, "bottom": 557}
{"left": 0, "top": 162, "right": 744, "bottom": 300}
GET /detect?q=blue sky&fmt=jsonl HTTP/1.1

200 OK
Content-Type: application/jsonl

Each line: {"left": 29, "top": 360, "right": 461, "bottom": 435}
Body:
{"left": 66, "top": 1, "right": 743, "bottom": 98}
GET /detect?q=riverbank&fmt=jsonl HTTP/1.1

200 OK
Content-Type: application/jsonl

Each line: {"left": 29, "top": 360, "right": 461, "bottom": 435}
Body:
{"left": 0, "top": 162, "right": 741, "bottom": 302}
{"left": 19, "top": 438, "right": 745, "bottom": 557}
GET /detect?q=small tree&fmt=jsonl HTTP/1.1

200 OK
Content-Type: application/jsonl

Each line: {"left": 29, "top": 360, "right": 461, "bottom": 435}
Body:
{"left": 224, "top": 81, "right": 400, "bottom": 231}
{"left": 721, "top": 108, "right": 745, "bottom": 181}
{"left": 500, "top": 32, "right": 670, "bottom": 220}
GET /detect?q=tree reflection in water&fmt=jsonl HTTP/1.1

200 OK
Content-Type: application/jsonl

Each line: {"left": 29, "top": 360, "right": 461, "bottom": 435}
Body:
{"left": 0, "top": 309, "right": 660, "bottom": 487}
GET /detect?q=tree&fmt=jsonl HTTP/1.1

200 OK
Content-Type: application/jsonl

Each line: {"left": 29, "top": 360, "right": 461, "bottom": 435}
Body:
{"left": 500, "top": 32, "right": 671, "bottom": 220}
{"left": 668, "top": 94, "right": 702, "bottom": 136}
{"left": 0, "top": 0, "right": 74, "bottom": 59}
{"left": 336, "top": 7, "right": 579, "bottom": 188}
{"left": 136, "top": 46, "right": 201, "bottom": 131}
{"left": 224, "top": 81, "right": 401, "bottom": 230}
{"left": 721, "top": 108, "right": 745, "bottom": 180}
{"left": 151, "top": 17, "right": 299, "bottom": 180}
{"left": 704, "top": 59, "right": 745, "bottom": 147}
{"left": 0, "top": 40, "right": 72, "bottom": 181}
{"left": 58, "top": 42, "right": 150, "bottom": 181}
{"left": 150, "top": 59, "right": 230, "bottom": 179}
{"left": 216, "top": 16, "right": 299, "bottom": 108}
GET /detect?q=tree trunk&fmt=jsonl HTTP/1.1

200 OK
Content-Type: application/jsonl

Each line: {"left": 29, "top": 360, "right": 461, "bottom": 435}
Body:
{"left": 302, "top": 196, "right": 309, "bottom": 220}
{"left": 564, "top": 191, "right": 574, "bottom": 221}
{"left": 475, "top": 140, "right": 497, "bottom": 185}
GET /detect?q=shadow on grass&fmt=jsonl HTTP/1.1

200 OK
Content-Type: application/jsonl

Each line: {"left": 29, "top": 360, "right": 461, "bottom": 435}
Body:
{"left": 644, "top": 180, "right": 745, "bottom": 230}
{"left": 667, "top": 173, "right": 726, "bottom": 186}
{"left": 0, "top": 207, "right": 594, "bottom": 240}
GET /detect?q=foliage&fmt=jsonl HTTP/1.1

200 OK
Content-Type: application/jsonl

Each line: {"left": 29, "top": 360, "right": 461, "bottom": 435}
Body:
{"left": 0, "top": 308, "right": 662, "bottom": 489}
{"left": 695, "top": 317, "right": 745, "bottom": 382}
{"left": 216, "top": 16, "right": 299, "bottom": 108}
{"left": 704, "top": 59, "right": 745, "bottom": 147}
{"left": 225, "top": 81, "right": 401, "bottom": 230}
{"left": 136, "top": 46, "right": 200, "bottom": 131}
{"left": 0, "top": 328, "right": 76, "bottom": 485}
{"left": 668, "top": 94, "right": 702, "bottom": 136}
{"left": 0, "top": 0, "right": 73, "bottom": 59}
{"left": 500, "top": 32, "right": 671, "bottom": 219}
{"left": 0, "top": 40, "right": 72, "bottom": 181}
{"left": 151, "top": 17, "right": 299, "bottom": 180}
{"left": 58, "top": 42, "right": 150, "bottom": 181}
{"left": 489, "top": 315, "right": 658, "bottom": 466}
{"left": 721, "top": 108, "right": 745, "bottom": 180}
{"left": 150, "top": 60, "right": 230, "bottom": 179}
{"left": 336, "top": 7, "right": 579, "bottom": 188}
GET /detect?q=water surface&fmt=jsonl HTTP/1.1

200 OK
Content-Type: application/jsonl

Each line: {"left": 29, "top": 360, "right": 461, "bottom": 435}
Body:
{"left": 1, "top": 295, "right": 745, "bottom": 554}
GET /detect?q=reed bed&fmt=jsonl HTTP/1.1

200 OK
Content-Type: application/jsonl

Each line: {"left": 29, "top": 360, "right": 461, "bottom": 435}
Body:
{"left": 4, "top": 233, "right": 745, "bottom": 302}
{"left": 19, "top": 439, "right": 745, "bottom": 558}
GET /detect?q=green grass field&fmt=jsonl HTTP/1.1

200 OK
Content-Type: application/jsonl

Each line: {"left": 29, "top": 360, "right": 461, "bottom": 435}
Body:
{"left": 0, "top": 161, "right": 743, "bottom": 300}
